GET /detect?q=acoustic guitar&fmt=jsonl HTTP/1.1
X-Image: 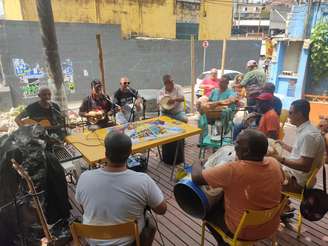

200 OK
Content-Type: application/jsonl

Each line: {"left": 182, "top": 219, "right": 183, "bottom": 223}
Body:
{"left": 21, "top": 118, "right": 75, "bottom": 129}
{"left": 11, "top": 159, "right": 54, "bottom": 245}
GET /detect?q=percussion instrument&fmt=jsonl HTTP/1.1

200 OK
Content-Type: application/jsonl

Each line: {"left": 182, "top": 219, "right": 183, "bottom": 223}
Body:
{"left": 160, "top": 96, "right": 175, "bottom": 111}
{"left": 174, "top": 145, "right": 235, "bottom": 219}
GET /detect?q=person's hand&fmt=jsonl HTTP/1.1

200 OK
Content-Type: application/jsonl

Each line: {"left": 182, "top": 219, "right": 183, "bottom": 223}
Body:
{"left": 168, "top": 98, "right": 175, "bottom": 105}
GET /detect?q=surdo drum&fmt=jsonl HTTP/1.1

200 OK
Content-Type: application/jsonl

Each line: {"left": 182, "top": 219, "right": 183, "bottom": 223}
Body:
{"left": 174, "top": 145, "right": 236, "bottom": 219}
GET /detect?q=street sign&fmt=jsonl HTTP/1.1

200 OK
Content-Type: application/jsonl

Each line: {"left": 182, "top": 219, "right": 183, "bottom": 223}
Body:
{"left": 202, "top": 40, "right": 209, "bottom": 48}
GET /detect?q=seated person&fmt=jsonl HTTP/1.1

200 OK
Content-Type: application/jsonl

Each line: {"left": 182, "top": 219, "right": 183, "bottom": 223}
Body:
{"left": 15, "top": 87, "right": 65, "bottom": 138}
{"left": 197, "top": 76, "right": 236, "bottom": 116}
{"left": 79, "top": 79, "right": 116, "bottom": 128}
{"left": 272, "top": 99, "right": 325, "bottom": 193}
{"left": 208, "top": 75, "right": 237, "bottom": 110}
{"left": 192, "top": 129, "right": 284, "bottom": 244}
{"left": 75, "top": 132, "right": 167, "bottom": 246}
{"left": 262, "top": 83, "right": 282, "bottom": 115}
{"left": 199, "top": 68, "right": 220, "bottom": 97}
{"left": 114, "top": 77, "right": 143, "bottom": 124}
{"left": 158, "top": 74, "right": 188, "bottom": 123}
{"left": 233, "top": 92, "right": 280, "bottom": 141}
{"left": 256, "top": 92, "right": 280, "bottom": 140}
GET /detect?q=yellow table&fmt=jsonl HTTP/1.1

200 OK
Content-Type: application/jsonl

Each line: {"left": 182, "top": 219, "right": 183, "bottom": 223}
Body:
{"left": 66, "top": 116, "right": 201, "bottom": 166}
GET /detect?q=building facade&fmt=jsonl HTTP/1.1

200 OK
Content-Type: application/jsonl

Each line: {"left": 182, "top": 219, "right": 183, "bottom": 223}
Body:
{"left": 2, "top": 0, "right": 232, "bottom": 40}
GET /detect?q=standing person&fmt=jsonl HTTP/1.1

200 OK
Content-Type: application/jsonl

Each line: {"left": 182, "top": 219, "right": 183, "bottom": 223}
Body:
{"left": 158, "top": 74, "right": 188, "bottom": 123}
{"left": 75, "top": 132, "right": 167, "bottom": 246}
{"left": 192, "top": 129, "right": 284, "bottom": 244}
{"left": 15, "top": 87, "right": 65, "bottom": 137}
{"left": 199, "top": 68, "right": 220, "bottom": 97}
{"left": 79, "top": 79, "right": 116, "bottom": 128}
{"left": 240, "top": 60, "right": 266, "bottom": 111}
{"left": 272, "top": 99, "right": 325, "bottom": 193}
{"left": 318, "top": 116, "right": 328, "bottom": 164}
{"left": 114, "top": 77, "right": 143, "bottom": 124}
{"left": 262, "top": 83, "right": 282, "bottom": 115}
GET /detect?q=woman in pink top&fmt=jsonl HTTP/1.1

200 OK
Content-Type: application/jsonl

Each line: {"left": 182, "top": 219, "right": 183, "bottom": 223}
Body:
{"left": 200, "top": 68, "right": 220, "bottom": 97}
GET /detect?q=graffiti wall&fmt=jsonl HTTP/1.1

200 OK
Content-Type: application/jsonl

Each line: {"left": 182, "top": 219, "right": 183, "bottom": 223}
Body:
{"left": 12, "top": 58, "right": 76, "bottom": 99}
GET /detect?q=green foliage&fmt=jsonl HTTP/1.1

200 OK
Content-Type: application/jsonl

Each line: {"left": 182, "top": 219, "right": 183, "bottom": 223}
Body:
{"left": 309, "top": 21, "right": 328, "bottom": 81}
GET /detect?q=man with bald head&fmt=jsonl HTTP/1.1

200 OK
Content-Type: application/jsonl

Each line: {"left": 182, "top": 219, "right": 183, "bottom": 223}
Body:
{"left": 15, "top": 87, "right": 62, "bottom": 127}
{"left": 114, "top": 77, "right": 143, "bottom": 124}
{"left": 192, "top": 129, "right": 284, "bottom": 244}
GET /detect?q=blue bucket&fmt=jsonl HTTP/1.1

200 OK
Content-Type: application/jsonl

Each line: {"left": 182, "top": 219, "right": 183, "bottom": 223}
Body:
{"left": 174, "top": 176, "right": 210, "bottom": 219}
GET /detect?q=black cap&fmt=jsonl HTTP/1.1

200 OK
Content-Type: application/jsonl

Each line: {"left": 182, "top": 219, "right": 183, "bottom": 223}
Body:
{"left": 91, "top": 79, "right": 102, "bottom": 88}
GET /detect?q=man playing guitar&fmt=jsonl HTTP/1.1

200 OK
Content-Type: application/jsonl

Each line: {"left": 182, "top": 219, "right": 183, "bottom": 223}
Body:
{"left": 79, "top": 79, "right": 117, "bottom": 128}
{"left": 15, "top": 87, "right": 65, "bottom": 137}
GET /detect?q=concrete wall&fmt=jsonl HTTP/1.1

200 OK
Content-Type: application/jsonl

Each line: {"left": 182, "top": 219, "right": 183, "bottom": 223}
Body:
{"left": 0, "top": 20, "right": 261, "bottom": 107}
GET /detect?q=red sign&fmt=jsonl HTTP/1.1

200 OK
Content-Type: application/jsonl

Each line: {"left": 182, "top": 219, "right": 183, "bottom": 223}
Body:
{"left": 202, "top": 40, "right": 209, "bottom": 48}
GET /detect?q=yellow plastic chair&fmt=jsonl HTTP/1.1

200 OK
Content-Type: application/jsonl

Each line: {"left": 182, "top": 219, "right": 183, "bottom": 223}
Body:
{"left": 278, "top": 109, "right": 289, "bottom": 140}
{"left": 282, "top": 166, "right": 320, "bottom": 238}
{"left": 200, "top": 196, "right": 288, "bottom": 246}
{"left": 70, "top": 221, "right": 140, "bottom": 246}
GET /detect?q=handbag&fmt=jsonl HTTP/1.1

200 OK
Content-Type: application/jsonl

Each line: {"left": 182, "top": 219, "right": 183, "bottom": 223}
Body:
{"left": 300, "top": 165, "right": 328, "bottom": 221}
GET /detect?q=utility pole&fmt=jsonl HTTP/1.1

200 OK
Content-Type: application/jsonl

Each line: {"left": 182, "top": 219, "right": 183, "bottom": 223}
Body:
{"left": 35, "top": 0, "right": 67, "bottom": 109}
{"left": 190, "top": 35, "right": 195, "bottom": 114}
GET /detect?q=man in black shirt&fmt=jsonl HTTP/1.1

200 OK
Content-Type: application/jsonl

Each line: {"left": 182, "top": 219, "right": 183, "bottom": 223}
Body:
{"left": 114, "top": 77, "right": 142, "bottom": 124}
{"left": 79, "top": 79, "right": 116, "bottom": 128}
{"left": 15, "top": 87, "right": 65, "bottom": 137}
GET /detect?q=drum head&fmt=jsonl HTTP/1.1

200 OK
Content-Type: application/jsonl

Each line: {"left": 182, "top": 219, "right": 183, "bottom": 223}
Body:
{"left": 160, "top": 96, "right": 175, "bottom": 111}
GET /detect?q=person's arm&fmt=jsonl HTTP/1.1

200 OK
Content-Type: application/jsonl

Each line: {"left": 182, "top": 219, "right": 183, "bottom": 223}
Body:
{"left": 151, "top": 200, "right": 167, "bottom": 215}
{"left": 276, "top": 155, "right": 314, "bottom": 173}
{"left": 146, "top": 176, "right": 167, "bottom": 215}
{"left": 276, "top": 134, "right": 320, "bottom": 172}
{"left": 275, "top": 140, "right": 293, "bottom": 152}
{"left": 173, "top": 85, "right": 185, "bottom": 102}
{"left": 192, "top": 162, "right": 233, "bottom": 188}
{"left": 191, "top": 161, "right": 208, "bottom": 186}
{"left": 79, "top": 99, "right": 90, "bottom": 117}
{"left": 15, "top": 110, "right": 28, "bottom": 126}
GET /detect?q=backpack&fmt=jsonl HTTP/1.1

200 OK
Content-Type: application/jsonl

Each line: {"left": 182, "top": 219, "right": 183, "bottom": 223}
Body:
{"left": 300, "top": 165, "right": 328, "bottom": 221}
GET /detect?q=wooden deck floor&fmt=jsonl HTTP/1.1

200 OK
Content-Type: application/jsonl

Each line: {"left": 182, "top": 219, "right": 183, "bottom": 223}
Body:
{"left": 68, "top": 135, "right": 328, "bottom": 246}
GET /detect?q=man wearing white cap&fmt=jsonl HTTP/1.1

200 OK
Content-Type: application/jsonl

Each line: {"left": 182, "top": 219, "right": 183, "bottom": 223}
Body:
{"left": 241, "top": 60, "right": 266, "bottom": 111}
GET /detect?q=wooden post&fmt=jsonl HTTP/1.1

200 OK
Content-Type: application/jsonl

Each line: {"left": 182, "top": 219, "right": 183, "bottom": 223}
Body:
{"left": 221, "top": 39, "right": 227, "bottom": 76}
{"left": 190, "top": 35, "right": 196, "bottom": 114}
{"left": 96, "top": 34, "right": 106, "bottom": 92}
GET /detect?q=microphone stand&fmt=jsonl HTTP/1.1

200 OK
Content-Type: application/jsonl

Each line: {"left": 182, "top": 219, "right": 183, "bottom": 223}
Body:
{"left": 126, "top": 87, "right": 146, "bottom": 122}
{"left": 49, "top": 103, "right": 68, "bottom": 137}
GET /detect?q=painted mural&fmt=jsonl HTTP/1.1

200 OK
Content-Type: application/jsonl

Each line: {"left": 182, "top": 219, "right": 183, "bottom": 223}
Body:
{"left": 12, "top": 58, "right": 76, "bottom": 99}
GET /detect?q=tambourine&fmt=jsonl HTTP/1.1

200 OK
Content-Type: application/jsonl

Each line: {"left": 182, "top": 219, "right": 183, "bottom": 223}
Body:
{"left": 160, "top": 96, "right": 175, "bottom": 111}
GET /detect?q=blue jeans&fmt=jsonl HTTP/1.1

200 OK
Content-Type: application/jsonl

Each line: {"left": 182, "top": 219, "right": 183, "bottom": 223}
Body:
{"left": 161, "top": 111, "right": 188, "bottom": 123}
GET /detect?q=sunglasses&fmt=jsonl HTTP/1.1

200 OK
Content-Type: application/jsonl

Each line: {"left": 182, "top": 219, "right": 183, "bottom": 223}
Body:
{"left": 123, "top": 82, "right": 130, "bottom": 85}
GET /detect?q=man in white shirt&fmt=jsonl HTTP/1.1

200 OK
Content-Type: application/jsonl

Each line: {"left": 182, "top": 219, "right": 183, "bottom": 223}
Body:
{"left": 273, "top": 99, "right": 325, "bottom": 193}
{"left": 75, "top": 132, "right": 167, "bottom": 246}
{"left": 158, "top": 74, "right": 188, "bottom": 123}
